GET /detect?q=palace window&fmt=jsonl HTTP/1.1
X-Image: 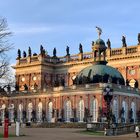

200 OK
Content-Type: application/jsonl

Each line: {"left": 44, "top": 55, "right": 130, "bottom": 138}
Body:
{"left": 64, "top": 100, "right": 72, "bottom": 122}
{"left": 78, "top": 100, "right": 84, "bottom": 122}
{"left": 47, "top": 102, "right": 53, "bottom": 122}
{"left": 112, "top": 99, "right": 118, "bottom": 123}
{"left": 90, "top": 98, "right": 98, "bottom": 122}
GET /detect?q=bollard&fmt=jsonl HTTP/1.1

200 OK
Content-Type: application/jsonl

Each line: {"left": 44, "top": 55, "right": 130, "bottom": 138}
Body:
{"left": 4, "top": 118, "right": 9, "bottom": 138}
{"left": 16, "top": 121, "right": 20, "bottom": 136}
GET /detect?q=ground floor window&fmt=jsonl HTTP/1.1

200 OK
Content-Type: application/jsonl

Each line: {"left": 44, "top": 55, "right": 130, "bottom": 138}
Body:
{"left": 78, "top": 99, "right": 84, "bottom": 122}
{"left": 47, "top": 102, "right": 53, "bottom": 122}
{"left": 90, "top": 98, "right": 98, "bottom": 122}
{"left": 64, "top": 100, "right": 72, "bottom": 122}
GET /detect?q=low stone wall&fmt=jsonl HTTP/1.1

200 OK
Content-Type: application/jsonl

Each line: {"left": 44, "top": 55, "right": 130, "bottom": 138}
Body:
{"left": 86, "top": 123, "right": 138, "bottom": 135}
{"left": 86, "top": 122, "right": 107, "bottom": 131}
{"left": 30, "top": 122, "right": 86, "bottom": 128}
{"left": 107, "top": 124, "right": 136, "bottom": 135}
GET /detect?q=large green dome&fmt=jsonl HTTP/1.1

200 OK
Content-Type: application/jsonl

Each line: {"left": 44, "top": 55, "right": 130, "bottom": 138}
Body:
{"left": 74, "top": 64, "right": 125, "bottom": 85}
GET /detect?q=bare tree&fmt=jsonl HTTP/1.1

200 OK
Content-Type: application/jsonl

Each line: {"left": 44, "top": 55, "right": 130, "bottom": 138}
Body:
{"left": 0, "top": 18, "right": 12, "bottom": 79}
{"left": 0, "top": 18, "right": 13, "bottom": 93}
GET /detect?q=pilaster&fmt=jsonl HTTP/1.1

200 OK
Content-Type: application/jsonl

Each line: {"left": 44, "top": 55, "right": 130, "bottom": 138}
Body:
{"left": 78, "top": 53, "right": 83, "bottom": 61}
{"left": 122, "top": 47, "right": 126, "bottom": 55}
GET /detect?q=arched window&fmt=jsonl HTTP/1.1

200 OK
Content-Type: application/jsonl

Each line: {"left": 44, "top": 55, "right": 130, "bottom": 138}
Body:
{"left": 131, "top": 102, "right": 136, "bottom": 123}
{"left": 78, "top": 100, "right": 84, "bottom": 122}
{"left": 18, "top": 103, "right": 23, "bottom": 123}
{"left": 90, "top": 98, "right": 98, "bottom": 122}
{"left": 27, "top": 102, "right": 33, "bottom": 122}
{"left": 112, "top": 99, "right": 118, "bottom": 123}
{"left": 47, "top": 102, "right": 53, "bottom": 122}
{"left": 37, "top": 102, "right": 42, "bottom": 122}
{"left": 64, "top": 100, "right": 72, "bottom": 122}
{"left": 122, "top": 100, "right": 128, "bottom": 123}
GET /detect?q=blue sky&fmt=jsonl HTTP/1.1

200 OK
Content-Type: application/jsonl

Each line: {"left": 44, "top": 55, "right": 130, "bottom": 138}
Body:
{"left": 0, "top": 0, "right": 140, "bottom": 64}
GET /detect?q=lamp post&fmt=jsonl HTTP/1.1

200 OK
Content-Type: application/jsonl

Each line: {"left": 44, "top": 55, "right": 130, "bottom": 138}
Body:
{"left": 103, "top": 86, "right": 113, "bottom": 129}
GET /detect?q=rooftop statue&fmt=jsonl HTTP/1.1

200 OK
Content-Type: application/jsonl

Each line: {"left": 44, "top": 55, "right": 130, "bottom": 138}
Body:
{"left": 53, "top": 48, "right": 57, "bottom": 57}
{"left": 122, "top": 35, "right": 127, "bottom": 47}
{"left": 40, "top": 45, "right": 44, "bottom": 55}
{"left": 66, "top": 46, "right": 70, "bottom": 56}
{"left": 23, "top": 51, "right": 27, "bottom": 58}
{"left": 106, "top": 39, "right": 111, "bottom": 48}
{"left": 28, "top": 47, "right": 32, "bottom": 56}
{"left": 96, "top": 26, "right": 102, "bottom": 39}
{"left": 92, "top": 41, "right": 94, "bottom": 46}
{"left": 138, "top": 33, "right": 140, "bottom": 45}
{"left": 17, "top": 49, "right": 21, "bottom": 59}
{"left": 79, "top": 43, "right": 83, "bottom": 53}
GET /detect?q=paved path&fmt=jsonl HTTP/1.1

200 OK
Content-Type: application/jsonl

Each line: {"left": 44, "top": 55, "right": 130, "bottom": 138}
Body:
{"left": 0, "top": 127, "right": 138, "bottom": 140}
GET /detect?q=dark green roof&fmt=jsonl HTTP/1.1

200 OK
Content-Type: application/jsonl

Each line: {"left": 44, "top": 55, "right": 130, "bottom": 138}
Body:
{"left": 76, "top": 64, "right": 125, "bottom": 85}
{"left": 95, "top": 39, "right": 105, "bottom": 45}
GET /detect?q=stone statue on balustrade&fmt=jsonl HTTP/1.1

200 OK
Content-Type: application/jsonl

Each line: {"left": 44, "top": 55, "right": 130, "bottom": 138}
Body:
{"left": 122, "top": 36, "right": 127, "bottom": 47}
{"left": 106, "top": 39, "right": 111, "bottom": 49}
{"left": 17, "top": 49, "right": 21, "bottom": 59}
{"left": 53, "top": 48, "right": 57, "bottom": 57}
{"left": 23, "top": 51, "right": 27, "bottom": 57}
{"left": 66, "top": 46, "right": 70, "bottom": 56}
{"left": 40, "top": 45, "right": 45, "bottom": 55}
{"left": 138, "top": 33, "right": 140, "bottom": 45}
{"left": 40, "top": 45, "right": 43, "bottom": 54}
{"left": 92, "top": 41, "right": 94, "bottom": 46}
{"left": 79, "top": 43, "right": 83, "bottom": 53}
{"left": 28, "top": 47, "right": 32, "bottom": 57}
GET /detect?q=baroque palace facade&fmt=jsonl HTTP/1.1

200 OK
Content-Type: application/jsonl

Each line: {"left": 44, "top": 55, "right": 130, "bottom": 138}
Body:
{"left": 0, "top": 33, "right": 140, "bottom": 124}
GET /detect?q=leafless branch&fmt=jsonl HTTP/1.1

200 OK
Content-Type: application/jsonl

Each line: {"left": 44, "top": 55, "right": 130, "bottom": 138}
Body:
{"left": 0, "top": 17, "right": 13, "bottom": 79}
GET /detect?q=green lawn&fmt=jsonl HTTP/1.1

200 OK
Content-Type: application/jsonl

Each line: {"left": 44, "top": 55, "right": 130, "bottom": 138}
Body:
{"left": 0, "top": 134, "right": 25, "bottom": 138}
{"left": 0, "top": 134, "right": 16, "bottom": 138}
{"left": 79, "top": 130, "right": 104, "bottom": 136}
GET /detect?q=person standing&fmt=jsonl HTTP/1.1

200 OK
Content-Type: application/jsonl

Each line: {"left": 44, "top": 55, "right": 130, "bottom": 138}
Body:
{"left": 135, "top": 125, "right": 139, "bottom": 137}
{"left": 104, "top": 127, "right": 107, "bottom": 136}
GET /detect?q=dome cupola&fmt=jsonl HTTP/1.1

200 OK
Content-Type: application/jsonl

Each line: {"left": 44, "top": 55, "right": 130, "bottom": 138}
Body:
{"left": 73, "top": 27, "right": 125, "bottom": 86}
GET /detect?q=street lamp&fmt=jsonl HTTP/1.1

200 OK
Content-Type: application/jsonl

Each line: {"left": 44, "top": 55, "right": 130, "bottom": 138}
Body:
{"left": 103, "top": 86, "right": 113, "bottom": 129}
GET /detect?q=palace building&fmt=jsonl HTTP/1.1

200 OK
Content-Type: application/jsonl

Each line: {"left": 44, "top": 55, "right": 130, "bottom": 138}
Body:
{"left": 0, "top": 33, "right": 140, "bottom": 124}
